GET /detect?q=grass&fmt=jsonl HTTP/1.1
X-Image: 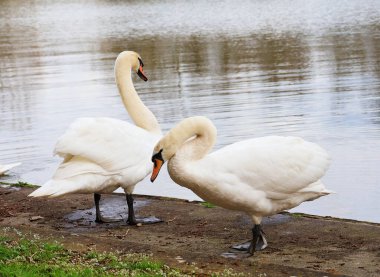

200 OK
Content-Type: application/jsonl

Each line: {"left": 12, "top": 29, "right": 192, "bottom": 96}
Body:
{"left": 0, "top": 229, "right": 184, "bottom": 277}
{"left": 289, "top": 212, "right": 304, "bottom": 218}
{"left": 288, "top": 213, "right": 305, "bottom": 218}
{"left": 200, "top": 202, "right": 216, "bottom": 208}
{"left": 0, "top": 228, "right": 245, "bottom": 276}
{"left": 0, "top": 181, "right": 38, "bottom": 188}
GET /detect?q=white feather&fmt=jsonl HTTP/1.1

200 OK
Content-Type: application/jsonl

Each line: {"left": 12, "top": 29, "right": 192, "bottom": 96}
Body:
{"left": 0, "top": 162, "right": 21, "bottom": 175}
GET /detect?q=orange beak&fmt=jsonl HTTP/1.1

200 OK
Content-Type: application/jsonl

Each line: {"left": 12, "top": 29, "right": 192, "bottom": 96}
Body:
{"left": 137, "top": 65, "right": 148, "bottom": 81}
{"left": 150, "top": 158, "right": 163, "bottom": 182}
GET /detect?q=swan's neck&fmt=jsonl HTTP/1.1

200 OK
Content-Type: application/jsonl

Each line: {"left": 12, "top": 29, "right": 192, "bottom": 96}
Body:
{"left": 165, "top": 117, "right": 217, "bottom": 187}
{"left": 115, "top": 61, "right": 161, "bottom": 135}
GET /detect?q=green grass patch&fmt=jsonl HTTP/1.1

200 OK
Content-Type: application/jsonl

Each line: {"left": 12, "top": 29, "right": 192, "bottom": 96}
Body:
{"left": 0, "top": 231, "right": 183, "bottom": 276}
{"left": 200, "top": 202, "right": 216, "bottom": 208}
{"left": 0, "top": 181, "right": 38, "bottom": 188}
{"left": 289, "top": 212, "right": 304, "bottom": 218}
{"left": 0, "top": 228, "right": 245, "bottom": 277}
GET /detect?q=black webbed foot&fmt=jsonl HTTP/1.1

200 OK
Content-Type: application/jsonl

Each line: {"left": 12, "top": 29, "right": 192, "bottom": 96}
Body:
{"left": 126, "top": 194, "right": 163, "bottom": 225}
{"left": 231, "top": 224, "right": 267, "bottom": 255}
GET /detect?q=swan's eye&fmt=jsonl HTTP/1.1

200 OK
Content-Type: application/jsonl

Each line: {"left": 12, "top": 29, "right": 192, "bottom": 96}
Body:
{"left": 138, "top": 58, "right": 144, "bottom": 67}
{"left": 151, "top": 149, "right": 164, "bottom": 163}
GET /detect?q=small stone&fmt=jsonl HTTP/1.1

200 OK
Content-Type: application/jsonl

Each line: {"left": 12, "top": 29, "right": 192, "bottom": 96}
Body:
{"left": 29, "top": 216, "right": 44, "bottom": 221}
{"left": 175, "top": 256, "right": 186, "bottom": 263}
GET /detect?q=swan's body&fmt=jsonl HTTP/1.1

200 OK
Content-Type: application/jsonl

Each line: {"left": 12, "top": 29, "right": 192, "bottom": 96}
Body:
{"left": 151, "top": 116, "right": 331, "bottom": 254}
{"left": 37, "top": 117, "right": 160, "bottom": 196}
{"left": 0, "top": 162, "right": 21, "bottom": 175}
{"left": 29, "top": 51, "right": 162, "bottom": 224}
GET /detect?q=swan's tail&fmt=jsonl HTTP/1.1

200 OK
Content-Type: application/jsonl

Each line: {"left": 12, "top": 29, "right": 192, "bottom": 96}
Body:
{"left": 321, "top": 188, "right": 335, "bottom": 195}
{"left": 29, "top": 155, "right": 114, "bottom": 198}
{"left": 299, "top": 180, "right": 334, "bottom": 201}
{"left": 28, "top": 179, "right": 79, "bottom": 198}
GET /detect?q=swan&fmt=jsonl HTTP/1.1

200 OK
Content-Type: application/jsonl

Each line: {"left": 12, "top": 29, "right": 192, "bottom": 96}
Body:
{"left": 29, "top": 51, "right": 162, "bottom": 225}
{"left": 0, "top": 162, "right": 21, "bottom": 175}
{"left": 150, "top": 116, "right": 331, "bottom": 255}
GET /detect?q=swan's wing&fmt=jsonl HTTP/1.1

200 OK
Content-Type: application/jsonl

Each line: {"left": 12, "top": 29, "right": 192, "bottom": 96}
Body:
{"left": 29, "top": 117, "right": 160, "bottom": 197}
{"left": 206, "top": 136, "right": 330, "bottom": 196}
{"left": 54, "top": 117, "right": 158, "bottom": 173}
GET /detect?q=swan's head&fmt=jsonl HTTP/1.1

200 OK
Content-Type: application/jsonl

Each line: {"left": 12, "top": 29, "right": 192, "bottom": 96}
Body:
{"left": 151, "top": 149, "right": 163, "bottom": 182}
{"left": 150, "top": 140, "right": 177, "bottom": 182}
{"left": 115, "top": 51, "right": 148, "bottom": 81}
{"left": 150, "top": 116, "right": 217, "bottom": 182}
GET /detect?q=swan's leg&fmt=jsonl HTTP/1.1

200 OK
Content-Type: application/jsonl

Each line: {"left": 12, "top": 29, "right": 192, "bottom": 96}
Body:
{"left": 126, "top": 193, "right": 163, "bottom": 225}
{"left": 126, "top": 194, "right": 137, "bottom": 225}
{"left": 248, "top": 224, "right": 268, "bottom": 255}
{"left": 94, "top": 193, "right": 103, "bottom": 223}
{"left": 94, "top": 193, "right": 121, "bottom": 223}
{"left": 231, "top": 224, "right": 267, "bottom": 255}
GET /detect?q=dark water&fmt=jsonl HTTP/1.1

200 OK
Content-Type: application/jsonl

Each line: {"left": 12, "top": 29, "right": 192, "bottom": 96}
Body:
{"left": 1, "top": 0, "right": 380, "bottom": 222}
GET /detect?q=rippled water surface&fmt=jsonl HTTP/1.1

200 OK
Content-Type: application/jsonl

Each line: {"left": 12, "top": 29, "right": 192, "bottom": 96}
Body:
{"left": 1, "top": 0, "right": 380, "bottom": 222}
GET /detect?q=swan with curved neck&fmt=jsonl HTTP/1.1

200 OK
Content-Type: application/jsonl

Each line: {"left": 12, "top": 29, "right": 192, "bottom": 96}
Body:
{"left": 151, "top": 116, "right": 331, "bottom": 255}
{"left": 29, "top": 51, "right": 162, "bottom": 225}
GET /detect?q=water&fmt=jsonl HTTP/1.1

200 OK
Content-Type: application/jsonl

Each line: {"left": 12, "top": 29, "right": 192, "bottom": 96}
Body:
{"left": 1, "top": 0, "right": 380, "bottom": 223}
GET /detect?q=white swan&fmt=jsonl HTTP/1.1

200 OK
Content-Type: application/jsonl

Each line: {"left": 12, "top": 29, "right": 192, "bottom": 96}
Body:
{"left": 0, "top": 162, "right": 21, "bottom": 175}
{"left": 150, "top": 116, "right": 331, "bottom": 255}
{"left": 29, "top": 51, "right": 162, "bottom": 225}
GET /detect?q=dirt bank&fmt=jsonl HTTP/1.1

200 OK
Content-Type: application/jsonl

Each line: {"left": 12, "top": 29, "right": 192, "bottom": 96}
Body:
{"left": 0, "top": 186, "right": 379, "bottom": 276}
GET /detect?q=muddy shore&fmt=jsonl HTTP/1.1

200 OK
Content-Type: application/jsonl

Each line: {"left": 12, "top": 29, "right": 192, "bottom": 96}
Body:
{"left": 0, "top": 186, "right": 379, "bottom": 276}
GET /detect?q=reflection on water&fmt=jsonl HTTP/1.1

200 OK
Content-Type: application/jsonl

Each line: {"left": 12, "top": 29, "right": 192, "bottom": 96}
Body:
{"left": 1, "top": 0, "right": 380, "bottom": 222}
